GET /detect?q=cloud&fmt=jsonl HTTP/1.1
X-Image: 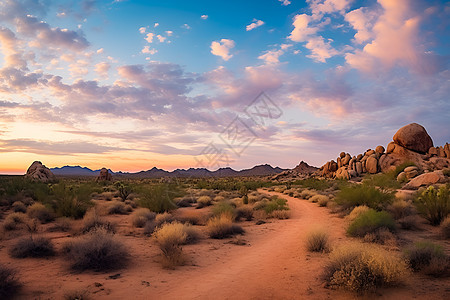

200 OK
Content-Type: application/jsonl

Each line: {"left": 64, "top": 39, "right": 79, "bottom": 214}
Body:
{"left": 288, "top": 14, "right": 318, "bottom": 42}
{"left": 139, "top": 26, "right": 146, "bottom": 34}
{"left": 0, "top": 27, "right": 27, "bottom": 70}
{"left": 182, "top": 24, "right": 191, "bottom": 29}
{"left": 154, "top": 22, "right": 159, "bottom": 28}
{"left": 145, "top": 32, "right": 154, "bottom": 43}
{"left": 201, "top": 15, "right": 208, "bottom": 20}
{"left": 141, "top": 46, "right": 157, "bottom": 55}
{"left": 258, "top": 50, "right": 284, "bottom": 64}
{"left": 279, "top": 0, "right": 291, "bottom": 6}
{"left": 166, "top": 30, "right": 173, "bottom": 36}
{"left": 345, "top": 0, "right": 441, "bottom": 74}
{"left": 210, "top": 39, "right": 235, "bottom": 61}
{"left": 246, "top": 19, "right": 265, "bottom": 31}
{"left": 94, "top": 62, "right": 110, "bottom": 76}
{"left": 309, "top": 0, "right": 353, "bottom": 20}
{"left": 156, "top": 34, "right": 166, "bottom": 42}
{"left": 305, "top": 36, "right": 338, "bottom": 62}
{"left": 345, "top": 7, "right": 378, "bottom": 44}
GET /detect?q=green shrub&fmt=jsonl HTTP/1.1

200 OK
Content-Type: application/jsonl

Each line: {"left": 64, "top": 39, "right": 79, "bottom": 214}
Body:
{"left": 346, "top": 205, "right": 370, "bottom": 222}
{"left": 263, "top": 197, "right": 289, "bottom": 214}
{"left": 27, "top": 203, "right": 55, "bottom": 223}
{"left": 363, "top": 172, "right": 401, "bottom": 191}
{"left": 347, "top": 209, "right": 395, "bottom": 237}
{"left": 137, "top": 184, "right": 180, "bottom": 213}
{"left": 9, "top": 236, "right": 55, "bottom": 258}
{"left": 336, "top": 184, "right": 394, "bottom": 210}
{"left": 49, "top": 182, "right": 97, "bottom": 219}
{"left": 414, "top": 185, "right": 449, "bottom": 226}
{"left": 292, "top": 178, "right": 331, "bottom": 191}
{"left": 0, "top": 264, "right": 20, "bottom": 299}
{"left": 115, "top": 181, "right": 132, "bottom": 201}
{"left": 405, "top": 241, "right": 449, "bottom": 276}
{"left": 306, "top": 229, "right": 330, "bottom": 253}
{"left": 207, "top": 214, "right": 244, "bottom": 239}
{"left": 131, "top": 208, "right": 156, "bottom": 228}
{"left": 212, "top": 201, "right": 235, "bottom": 217}
{"left": 63, "top": 228, "right": 128, "bottom": 271}
{"left": 322, "top": 243, "right": 409, "bottom": 292}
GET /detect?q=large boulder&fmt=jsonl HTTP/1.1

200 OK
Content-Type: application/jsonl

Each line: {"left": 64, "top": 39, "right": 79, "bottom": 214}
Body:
{"left": 366, "top": 156, "right": 378, "bottom": 174}
{"left": 404, "top": 170, "right": 447, "bottom": 189}
{"left": 321, "top": 160, "right": 338, "bottom": 178}
{"left": 96, "top": 168, "right": 112, "bottom": 181}
{"left": 393, "top": 123, "right": 433, "bottom": 154}
{"left": 25, "top": 161, "right": 56, "bottom": 183}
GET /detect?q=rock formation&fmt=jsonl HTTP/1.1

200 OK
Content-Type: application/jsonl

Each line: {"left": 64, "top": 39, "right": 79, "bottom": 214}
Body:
{"left": 318, "top": 123, "right": 450, "bottom": 188}
{"left": 272, "top": 161, "right": 318, "bottom": 180}
{"left": 96, "top": 168, "right": 112, "bottom": 181}
{"left": 25, "top": 161, "right": 57, "bottom": 183}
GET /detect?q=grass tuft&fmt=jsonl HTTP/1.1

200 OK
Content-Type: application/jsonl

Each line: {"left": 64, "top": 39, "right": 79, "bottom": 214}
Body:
{"left": 207, "top": 213, "right": 244, "bottom": 239}
{"left": 9, "top": 236, "right": 55, "bottom": 258}
{"left": 306, "top": 229, "right": 330, "bottom": 252}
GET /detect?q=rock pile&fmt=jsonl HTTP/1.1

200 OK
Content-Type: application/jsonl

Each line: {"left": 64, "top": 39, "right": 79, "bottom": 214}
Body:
{"left": 319, "top": 123, "right": 450, "bottom": 185}
{"left": 96, "top": 168, "right": 112, "bottom": 181}
{"left": 272, "top": 161, "right": 318, "bottom": 180}
{"left": 25, "top": 161, "right": 57, "bottom": 183}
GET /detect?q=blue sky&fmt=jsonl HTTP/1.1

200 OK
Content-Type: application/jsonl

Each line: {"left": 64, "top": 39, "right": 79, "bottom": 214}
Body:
{"left": 0, "top": 0, "right": 449, "bottom": 173}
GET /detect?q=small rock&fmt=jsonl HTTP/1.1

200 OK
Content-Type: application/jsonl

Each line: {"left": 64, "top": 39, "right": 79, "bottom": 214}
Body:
{"left": 404, "top": 166, "right": 418, "bottom": 173}
{"left": 375, "top": 145, "right": 385, "bottom": 154}
{"left": 397, "top": 172, "right": 407, "bottom": 182}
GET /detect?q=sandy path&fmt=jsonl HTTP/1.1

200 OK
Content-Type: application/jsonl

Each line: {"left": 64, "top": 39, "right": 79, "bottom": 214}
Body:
{"left": 142, "top": 191, "right": 350, "bottom": 300}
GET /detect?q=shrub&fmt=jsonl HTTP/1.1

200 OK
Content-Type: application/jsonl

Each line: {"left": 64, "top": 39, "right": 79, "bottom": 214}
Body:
{"left": 50, "top": 182, "right": 96, "bottom": 219}
{"left": 336, "top": 184, "right": 394, "bottom": 210}
{"left": 107, "top": 200, "right": 128, "bottom": 215}
{"left": 131, "top": 208, "right": 156, "bottom": 228}
{"left": 196, "top": 196, "right": 212, "bottom": 208}
{"left": 310, "top": 194, "right": 328, "bottom": 204}
{"left": 299, "top": 189, "right": 317, "bottom": 200}
{"left": 306, "top": 229, "right": 330, "bottom": 252}
{"left": 398, "top": 215, "right": 420, "bottom": 230}
{"left": 258, "top": 197, "right": 289, "bottom": 214}
{"left": 0, "top": 264, "right": 20, "bottom": 299}
{"left": 12, "top": 201, "right": 27, "bottom": 213}
{"left": 48, "top": 218, "right": 72, "bottom": 232}
{"left": 64, "top": 228, "right": 128, "bottom": 271}
{"left": 143, "top": 221, "right": 156, "bottom": 235}
{"left": 235, "top": 206, "right": 253, "bottom": 221}
{"left": 362, "top": 228, "right": 397, "bottom": 246}
{"left": 293, "top": 178, "right": 331, "bottom": 191}
{"left": 137, "top": 184, "right": 181, "bottom": 213}
{"left": 363, "top": 172, "right": 401, "bottom": 191}
{"left": 441, "top": 217, "right": 450, "bottom": 239}
{"left": 3, "top": 212, "right": 28, "bottom": 231}
{"left": 346, "top": 205, "right": 370, "bottom": 222}
{"left": 212, "top": 201, "right": 235, "bottom": 218}
{"left": 317, "top": 196, "right": 329, "bottom": 207}
{"left": 81, "top": 209, "right": 115, "bottom": 233}
{"left": 405, "top": 241, "right": 449, "bottom": 276}
{"left": 323, "top": 243, "right": 409, "bottom": 292}
{"left": 155, "top": 212, "right": 174, "bottom": 227}
{"left": 269, "top": 210, "right": 290, "bottom": 219}
{"left": 414, "top": 185, "right": 449, "bottom": 226}
{"left": 27, "top": 203, "right": 54, "bottom": 223}
{"left": 347, "top": 209, "right": 395, "bottom": 237}
{"left": 9, "top": 236, "right": 55, "bottom": 258}
{"left": 387, "top": 199, "right": 414, "bottom": 220}
{"left": 207, "top": 214, "right": 244, "bottom": 239}
{"left": 154, "top": 221, "right": 187, "bottom": 268}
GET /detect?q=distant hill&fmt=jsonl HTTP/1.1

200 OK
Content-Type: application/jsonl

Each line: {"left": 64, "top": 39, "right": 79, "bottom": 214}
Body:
{"left": 50, "top": 164, "right": 285, "bottom": 178}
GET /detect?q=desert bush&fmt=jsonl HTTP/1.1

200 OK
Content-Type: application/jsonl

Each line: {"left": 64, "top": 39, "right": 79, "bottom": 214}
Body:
{"left": 306, "top": 229, "right": 330, "bottom": 252}
{"left": 49, "top": 182, "right": 97, "bottom": 219}
{"left": 125, "top": 199, "right": 137, "bottom": 208}
{"left": 64, "top": 228, "right": 128, "bottom": 271}
{"left": 196, "top": 195, "right": 212, "bottom": 208}
{"left": 269, "top": 210, "right": 291, "bottom": 219}
{"left": 441, "top": 217, "right": 450, "bottom": 238}
{"left": 12, "top": 201, "right": 27, "bottom": 213}
{"left": 293, "top": 178, "right": 331, "bottom": 191}
{"left": 387, "top": 199, "right": 415, "bottom": 220}
{"left": 405, "top": 241, "right": 449, "bottom": 276}
{"left": 115, "top": 181, "right": 132, "bottom": 201}
{"left": 0, "top": 264, "right": 20, "bottom": 299}
{"left": 212, "top": 201, "right": 235, "bottom": 218}
{"left": 253, "top": 210, "right": 267, "bottom": 220}
{"left": 263, "top": 197, "right": 289, "bottom": 214}
{"left": 317, "top": 196, "right": 329, "bottom": 207}
{"left": 310, "top": 194, "right": 328, "bottom": 204}
{"left": 214, "top": 195, "right": 225, "bottom": 202}
{"left": 248, "top": 193, "right": 262, "bottom": 203}
{"left": 346, "top": 205, "right": 370, "bottom": 222}
{"left": 3, "top": 212, "right": 28, "bottom": 230}
{"left": 397, "top": 215, "right": 420, "bottom": 230}
{"left": 137, "top": 184, "right": 181, "bottom": 213}
{"left": 27, "top": 203, "right": 54, "bottom": 223}
{"left": 106, "top": 200, "right": 128, "bottom": 215}
{"left": 347, "top": 209, "right": 395, "bottom": 237}
{"left": 336, "top": 184, "right": 394, "bottom": 210}
{"left": 235, "top": 206, "right": 253, "bottom": 221}
{"left": 131, "top": 208, "right": 156, "bottom": 228}
{"left": 81, "top": 209, "right": 115, "bottom": 233}
{"left": 9, "top": 236, "right": 55, "bottom": 258}
{"left": 414, "top": 185, "right": 449, "bottom": 226}
{"left": 155, "top": 212, "right": 174, "bottom": 227}
{"left": 299, "top": 189, "right": 317, "bottom": 200}
{"left": 47, "top": 217, "right": 72, "bottom": 232}
{"left": 64, "top": 289, "right": 90, "bottom": 300}
{"left": 362, "top": 228, "right": 397, "bottom": 246}
{"left": 323, "top": 243, "right": 409, "bottom": 292}
{"left": 154, "top": 221, "right": 187, "bottom": 268}
{"left": 363, "top": 172, "right": 401, "bottom": 191}
{"left": 207, "top": 213, "right": 244, "bottom": 239}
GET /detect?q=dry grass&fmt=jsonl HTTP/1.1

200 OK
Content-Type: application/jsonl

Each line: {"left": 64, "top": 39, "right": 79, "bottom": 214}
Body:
{"left": 12, "top": 201, "right": 27, "bottom": 213}
{"left": 405, "top": 241, "right": 450, "bottom": 277}
{"left": 299, "top": 189, "right": 317, "bottom": 200}
{"left": 235, "top": 206, "right": 254, "bottom": 221}
{"left": 63, "top": 228, "right": 128, "bottom": 272}
{"left": 310, "top": 194, "right": 328, "bottom": 204}
{"left": 269, "top": 210, "right": 290, "bottom": 219}
{"left": 306, "top": 229, "right": 330, "bottom": 253}
{"left": 323, "top": 243, "right": 409, "bottom": 292}
{"left": 81, "top": 209, "right": 115, "bottom": 233}
{"left": 196, "top": 196, "right": 212, "bottom": 208}
{"left": 207, "top": 213, "right": 244, "bottom": 239}
{"left": 155, "top": 212, "right": 174, "bottom": 226}
{"left": 0, "top": 264, "right": 20, "bottom": 299}
{"left": 387, "top": 199, "right": 415, "bottom": 220}
{"left": 398, "top": 215, "right": 420, "bottom": 230}
{"left": 9, "top": 236, "right": 55, "bottom": 258}
{"left": 2, "top": 212, "right": 28, "bottom": 231}
{"left": 154, "top": 221, "right": 190, "bottom": 268}
{"left": 27, "top": 203, "right": 54, "bottom": 223}
{"left": 362, "top": 228, "right": 397, "bottom": 246}
{"left": 346, "top": 205, "right": 370, "bottom": 222}
{"left": 47, "top": 217, "right": 72, "bottom": 232}
{"left": 131, "top": 208, "right": 156, "bottom": 228}
{"left": 106, "top": 200, "right": 129, "bottom": 215}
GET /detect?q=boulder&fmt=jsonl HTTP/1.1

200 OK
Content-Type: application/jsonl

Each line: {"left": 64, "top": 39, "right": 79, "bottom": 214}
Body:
{"left": 366, "top": 156, "right": 378, "bottom": 174}
{"left": 397, "top": 172, "right": 407, "bottom": 182}
{"left": 355, "top": 162, "right": 363, "bottom": 174}
{"left": 393, "top": 123, "right": 433, "bottom": 154}
{"left": 342, "top": 154, "right": 351, "bottom": 166}
{"left": 428, "top": 157, "right": 450, "bottom": 170}
{"left": 356, "top": 154, "right": 363, "bottom": 161}
{"left": 438, "top": 146, "right": 446, "bottom": 158}
{"left": 340, "top": 152, "right": 346, "bottom": 158}
{"left": 445, "top": 143, "right": 450, "bottom": 159}
{"left": 96, "top": 168, "right": 112, "bottom": 181}
{"left": 428, "top": 147, "right": 437, "bottom": 156}
{"left": 335, "top": 167, "right": 349, "bottom": 180}
{"left": 348, "top": 169, "right": 358, "bottom": 178}
{"left": 25, "top": 161, "right": 56, "bottom": 183}
{"left": 404, "top": 166, "right": 418, "bottom": 173}
{"left": 365, "top": 149, "right": 375, "bottom": 156}
{"left": 404, "top": 170, "right": 447, "bottom": 189}
{"left": 375, "top": 145, "right": 385, "bottom": 154}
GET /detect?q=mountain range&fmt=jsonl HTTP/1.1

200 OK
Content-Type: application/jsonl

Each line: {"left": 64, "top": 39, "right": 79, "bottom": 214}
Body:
{"left": 50, "top": 164, "right": 288, "bottom": 178}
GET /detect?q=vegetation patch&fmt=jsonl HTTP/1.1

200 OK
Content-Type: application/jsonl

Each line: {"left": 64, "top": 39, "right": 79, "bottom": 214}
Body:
{"left": 137, "top": 183, "right": 181, "bottom": 213}
{"left": 27, "top": 202, "right": 55, "bottom": 223}
{"left": 0, "top": 264, "right": 20, "bottom": 299}
{"left": 306, "top": 229, "right": 330, "bottom": 253}
{"left": 207, "top": 213, "right": 244, "bottom": 239}
{"left": 347, "top": 209, "right": 395, "bottom": 237}
{"left": 336, "top": 184, "right": 394, "bottom": 210}
{"left": 414, "top": 185, "right": 449, "bottom": 226}
{"left": 405, "top": 241, "right": 449, "bottom": 277}
{"left": 9, "top": 236, "right": 55, "bottom": 258}
{"left": 131, "top": 208, "right": 156, "bottom": 228}
{"left": 2, "top": 212, "right": 28, "bottom": 231}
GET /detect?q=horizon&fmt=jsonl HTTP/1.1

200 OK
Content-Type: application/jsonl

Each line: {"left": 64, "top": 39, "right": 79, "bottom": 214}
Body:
{"left": 1, "top": 0, "right": 449, "bottom": 175}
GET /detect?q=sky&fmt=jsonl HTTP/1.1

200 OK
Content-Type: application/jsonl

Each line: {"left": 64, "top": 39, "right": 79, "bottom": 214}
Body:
{"left": 0, "top": 0, "right": 449, "bottom": 174}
